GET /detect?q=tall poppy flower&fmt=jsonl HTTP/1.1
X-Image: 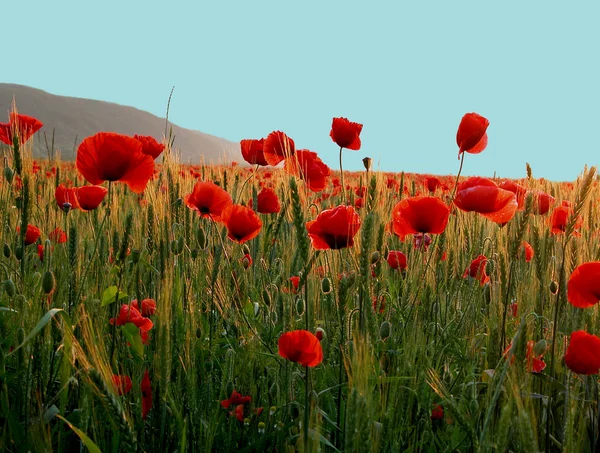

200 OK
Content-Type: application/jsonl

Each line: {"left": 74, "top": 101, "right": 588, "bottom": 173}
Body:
{"left": 76, "top": 185, "right": 108, "bottom": 211}
{"left": 306, "top": 205, "right": 361, "bottom": 250}
{"left": 564, "top": 330, "right": 600, "bottom": 375}
{"left": 567, "top": 262, "right": 600, "bottom": 309}
{"left": 549, "top": 205, "right": 583, "bottom": 236}
{"left": 278, "top": 330, "right": 323, "bottom": 367}
{"left": 387, "top": 251, "right": 407, "bottom": 271}
{"left": 134, "top": 135, "right": 165, "bottom": 159}
{"left": 141, "top": 370, "right": 152, "bottom": 418}
{"left": 76, "top": 132, "right": 155, "bottom": 193}
{"left": 284, "top": 150, "right": 331, "bottom": 192}
{"left": 392, "top": 196, "right": 450, "bottom": 240}
{"left": 456, "top": 112, "right": 489, "bottom": 157}
{"left": 0, "top": 113, "right": 43, "bottom": 145}
{"left": 241, "top": 138, "right": 269, "bottom": 166}
{"left": 453, "top": 177, "right": 518, "bottom": 224}
{"left": 263, "top": 131, "right": 295, "bottom": 166}
{"left": 463, "top": 255, "right": 490, "bottom": 286}
{"left": 330, "top": 117, "right": 363, "bottom": 150}
{"left": 254, "top": 187, "right": 280, "bottom": 214}
{"left": 55, "top": 184, "right": 81, "bottom": 211}
{"left": 220, "top": 205, "right": 262, "bottom": 244}
{"left": 184, "top": 181, "right": 233, "bottom": 221}
{"left": 19, "top": 224, "right": 41, "bottom": 246}
{"left": 532, "top": 191, "right": 555, "bottom": 215}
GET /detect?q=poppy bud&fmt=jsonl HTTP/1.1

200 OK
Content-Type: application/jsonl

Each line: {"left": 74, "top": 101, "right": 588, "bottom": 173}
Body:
{"left": 370, "top": 251, "right": 380, "bottom": 265}
{"left": 379, "top": 321, "right": 391, "bottom": 340}
{"left": 269, "top": 384, "right": 279, "bottom": 400}
{"left": 242, "top": 244, "right": 251, "bottom": 255}
{"left": 242, "top": 254, "right": 252, "bottom": 269}
{"left": 42, "top": 270, "right": 55, "bottom": 295}
{"left": 15, "top": 246, "right": 22, "bottom": 261}
{"left": 549, "top": 281, "right": 558, "bottom": 294}
{"left": 197, "top": 227, "right": 208, "bottom": 250}
{"left": 295, "top": 298, "right": 305, "bottom": 316}
{"left": 321, "top": 277, "right": 332, "bottom": 294}
{"left": 191, "top": 249, "right": 199, "bottom": 259}
{"left": 534, "top": 339, "right": 547, "bottom": 356}
{"left": 469, "top": 399, "right": 478, "bottom": 414}
{"left": 315, "top": 327, "right": 325, "bottom": 342}
{"left": 171, "top": 237, "right": 184, "bottom": 255}
{"left": 4, "top": 279, "right": 15, "bottom": 297}
{"left": 290, "top": 402, "right": 300, "bottom": 419}
{"left": 362, "top": 157, "right": 372, "bottom": 171}
{"left": 131, "top": 249, "right": 141, "bottom": 264}
{"left": 3, "top": 244, "right": 10, "bottom": 259}
{"left": 262, "top": 289, "right": 271, "bottom": 307}
{"left": 4, "top": 166, "right": 14, "bottom": 183}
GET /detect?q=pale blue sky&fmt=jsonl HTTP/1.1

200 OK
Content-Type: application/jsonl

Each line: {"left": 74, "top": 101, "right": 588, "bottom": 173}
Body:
{"left": 4, "top": 1, "right": 599, "bottom": 180}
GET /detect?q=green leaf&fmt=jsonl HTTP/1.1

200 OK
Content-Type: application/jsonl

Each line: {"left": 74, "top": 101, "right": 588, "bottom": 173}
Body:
{"left": 8, "top": 308, "right": 64, "bottom": 356}
{"left": 100, "top": 286, "right": 128, "bottom": 307}
{"left": 121, "top": 323, "right": 144, "bottom": 359}
{"left": 56, "top": 414, "right": 102, "bottom": 453}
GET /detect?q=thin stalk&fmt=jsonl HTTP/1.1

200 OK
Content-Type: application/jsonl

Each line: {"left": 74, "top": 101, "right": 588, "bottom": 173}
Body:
{"left": 339, "top": 146, "right": 346, "bottom": 203}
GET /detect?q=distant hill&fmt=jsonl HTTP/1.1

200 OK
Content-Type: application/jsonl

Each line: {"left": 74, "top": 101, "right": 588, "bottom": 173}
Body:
{"left": 0, "top": 84, "right": 242, "bottom": 164}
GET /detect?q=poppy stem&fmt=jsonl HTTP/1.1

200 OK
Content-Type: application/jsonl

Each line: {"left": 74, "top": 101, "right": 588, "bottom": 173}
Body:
{"left": 449, "top": 152, "right": 466, "bottom": 204}
{"left": 339, "top": 146, "right": 346, "bottom": 204}
{"left": 234, "top": 164, "right": 258, "bottom": 205}
{"left": 304, "top": 366, "right": 310, "bottom": 452}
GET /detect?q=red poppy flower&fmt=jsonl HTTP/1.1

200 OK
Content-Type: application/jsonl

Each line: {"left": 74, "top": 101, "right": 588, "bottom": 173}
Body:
{"left": 241, "top": 138, "right": 269, "bottom": 166}
{"left": 76, "top": 132, "right": 155, "bottom": 193}
{"left": 18, "top": 224, "right": 41, "bottom": 246}
{"left": 49, "top": 228, "right": 67, "bottom": 244}
{"left": 391, "top": 196, "right": 450, "bottom": 240}
{"left": 55, "top": 184, "right": 81, "bottom": 211}
{"left": 289, "top": 276, "right": 300, "bottom": 293}
{"left": 37, "top": 244, "right": 44, "bottom": 262}
{"left": 220, "top": 390, "right": 252, "bottom": 409}
{"left": 306, "top": 205, "right": 361, "bottom": 250}
{"left": 522, "top": 241, "right": 534, "bottom": 262}
{"left": 330, "top": 117, "right": 363, "bottom": 150}
{"left": 263, "top": 131, "right": 295, "bottom": 166}
{"left": 532, "top": 191, "right": 555, "bottom": 215}
{"left": 254, "top": 187, "right": 280, "bottom": 214}
{"left": 131, "top": 298, "right": 157, "bottom": 317}
{"left": 220, "top": 205, "right": 262, "bottom": 244}
{"left": 0, "top": 113, "right": 43, "bottom": 145}
{"left": 499, "top": 180, "right": 527, "bottom": 210}
{"left": 284, "top": 150, "right": 331, "bottom": 192}
{"left": 109, "top": 304, "right": 154, "bottom": 332}
{"left": 112, "top": 375, "right": 133, "bottom": 396}
{"left": 241, "top": 253, "right": 253, "bottom": 269}
{"left": 567, "top": 262, "right": 600, "bottom": 309}
{"left": 184, "top": 181, "right": 233, "bottom": 221}
{"left": 550, "top": 205, "right": 583, "bottom": 236}
{"left": 278, "top": 330, "right": 323, "bottom": 367}
{"left": 76, "top": 185, "right": 108, "bottom": 211}
{"left": 133, "top": 135, "right": 165, "bottom": 159}
{"left": 463, "top": 255, "right": 490, "bottom": 286}
{"left": 453, "top": 177, "right": 518, "bottom": 224}
{"left": 425, "top": 176, "right": 441, "bottom": 193}
{"left": 387, "top": 251, "right": 407, "bottom": 271}
{"left": 456, "top": 112, "right": 489, "bottom": 156}
{"left": 564, "top": 330, "right": 600, "bottom": 375}
{"left": 526, "top": 340, "right": 546, "bottom": 374}
{"left": 141, "top": 369, "right": 152, "bottom": 418}
{"left": 431, "top": 404, "right": 444, "bottom": 421}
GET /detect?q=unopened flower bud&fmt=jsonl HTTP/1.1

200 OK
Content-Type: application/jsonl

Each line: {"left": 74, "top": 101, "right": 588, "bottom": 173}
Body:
{"left": 315, "top": 327, "right": 325, "bottom": 342}
{"left": 379, "top": 321, "right": 391, "bottom": 340}
{"left": 362, "top": 157, "right": 372, "bottom": 171}
{"left": 370, "top": 251, "right": 380, "bottom": 265}
{"left": 549, "top": 281, "right": 558, "bottom": 294}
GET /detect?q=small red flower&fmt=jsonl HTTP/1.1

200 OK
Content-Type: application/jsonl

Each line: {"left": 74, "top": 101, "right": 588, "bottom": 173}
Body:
{"left": 387, "top": 251, "right": 407, "bottom": 271}
{"left": 37, "top": 244, "right": 44, "bottom": 262}
{"left": 306, "top": 205, "right": 361, "bottom": 250}
{"left": 0, "top": 113, "right": 43, "bottom": 145}
{"left": 330, "top": 117, "right": 363, "bottom": 150}
{"left": 567, "top": 262, "right": 600, "bottom": 309}
{"left": 76, "top": 132, "right": 155, "bottom": 193}
{"left": 263, "top": 131, "right": 295, "bottom": 166}
{"left": 112, "top": 375, "right": 133, "bottom": 396}
{"left": 184, "top": 181, "right": 233, "bottom": 221}
{"left": 19, "top": 224, "right": 41, "bottom": 246}
{"left": 109, "top": 304, "right": 154, "bottom": 332}
{"left": 456, "top": 112, "right": 489, "bottom": 156}
{"left": 254, "top": 187, "right": 281, "bottom": 214}
{"left": 463, "top": 255, "right": 490, "bottom": 286}
{"left": 522, "top": 241, "right": 534, "bottom": 262}
{"left": 134, "top": 135, "right": 165, "bottom": 159}
{"left": 220, "top": 205, "right": 262, "bottom": 244}
{"left": 49, "top": 228, "right": 67, "bottom": 244}
{"left": 431, "top": 404, "right": 444, "bottom": 421}
{"left": 564, "top": 330, "right": 600, "bottom": 375}
{"left": 284, "top": 150, "right": 331, "bottom": 192}
{"left": 425, "top": 176, "right": 441, "bottom": 193}
{"left": 550, "top": 205, "right": 583, "bottom": 236}
{"left": 289, "top": 276, "right": 300, "bottom": 293}
{"left": 391, "top": 196, "right": 450, "bottom": 240}
{"left": 526, "top": 340, "right": 546, "bottom": 374}
{"left": 453, "top": 177, "right": 517, "bottom": 224}
{"left": 278, "top": 330, "right": 323, "bottom": 367}
{"left": 76, "top": 185, "right": 108, "bottom": 211}
{"left": 532, "top": 191, "right": 555, "bottom": 215}
{"left": 220, "top": 391, "right": 252, "bottom": 409}
{"left": 131, "top": 298, "right": 157, "bottom": 317}
{"left": 240, "top": 138, "right": 269, "bottom": 166}
{"left": 55, "top": 184, "right": 81, "bottom": 211}
{"left": 141, "top": 370, "right": 152, "bottom": 419}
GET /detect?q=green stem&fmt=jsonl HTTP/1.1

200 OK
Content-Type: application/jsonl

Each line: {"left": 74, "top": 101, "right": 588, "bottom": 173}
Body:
{"left": 339, "top": 146, "right": 346, "bottom": 204}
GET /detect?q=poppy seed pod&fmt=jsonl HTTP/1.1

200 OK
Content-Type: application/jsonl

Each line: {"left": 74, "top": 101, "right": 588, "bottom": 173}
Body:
{"left": 370, "top": 251, "right": 380, "bottom": 265}
{"left": 549, "top": 281, "right": 559, "bottom": 294}
{"left": 362, "top": 157, "right": 372, "bottom": 171}
{"left": 295, "top": 298, "right": 305, "bottom": 316}
{"left": 4, "top": 166, "right": 14, "bottom": 183}
{"left": 321, "top": 277, "right": 332, "bottom": 294}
